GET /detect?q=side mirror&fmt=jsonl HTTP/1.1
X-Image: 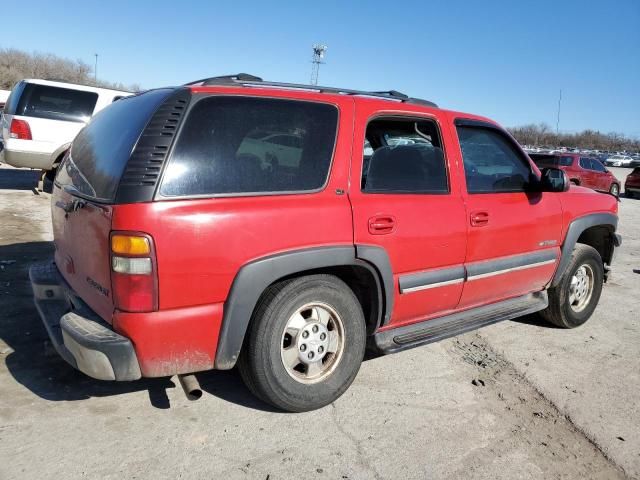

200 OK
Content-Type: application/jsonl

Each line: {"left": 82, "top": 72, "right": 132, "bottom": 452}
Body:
{"left": 539, "top": 168, "right": 570, "bottom": 192}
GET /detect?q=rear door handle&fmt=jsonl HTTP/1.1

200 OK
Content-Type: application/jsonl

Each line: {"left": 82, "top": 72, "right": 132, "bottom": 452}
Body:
{"left": 368, "top": 215, "right": 396, "bottom": 235}
{"left": 470, "top": 211, "right": 489, "bottom": 227}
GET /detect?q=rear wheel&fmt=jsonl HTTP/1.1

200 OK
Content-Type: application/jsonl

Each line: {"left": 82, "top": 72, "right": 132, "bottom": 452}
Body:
{"left": 238, "top": 274, "right": 366, "bottom": 412}
{"left": 609, "top": 183, "right": 619, "bottom": 197}
{"left": 541, "top": 244, "right": 604, "bottom": 328}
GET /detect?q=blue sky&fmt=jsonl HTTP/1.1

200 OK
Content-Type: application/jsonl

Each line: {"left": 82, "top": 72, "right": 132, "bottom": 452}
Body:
{"left": 2, "top": 0, "right": 639, "bottom": 136}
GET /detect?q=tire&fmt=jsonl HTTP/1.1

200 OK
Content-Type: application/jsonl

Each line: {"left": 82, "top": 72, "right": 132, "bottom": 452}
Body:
{"left": 609, "top": 183, "right": 619, "bottom": 197}
{"left": 540, "top": 244, "right": 604, "bottom": 328}
{"left": 238, "top": 274, "right": 366, "bottom": 412}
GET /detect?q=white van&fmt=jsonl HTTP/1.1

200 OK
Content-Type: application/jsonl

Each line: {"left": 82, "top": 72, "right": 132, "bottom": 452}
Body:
{"left": 0, "top": 79, "right": 132, "bottom": 173}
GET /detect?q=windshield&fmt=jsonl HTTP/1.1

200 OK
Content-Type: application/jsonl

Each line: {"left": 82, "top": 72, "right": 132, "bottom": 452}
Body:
{"left": 530, "top": 154, "right": 573, "bottom": 167}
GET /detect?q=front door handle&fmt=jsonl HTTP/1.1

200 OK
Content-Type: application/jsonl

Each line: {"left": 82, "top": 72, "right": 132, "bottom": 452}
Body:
{"left": 470, "top": 211, "right": 489, "bottom": 227}
{"left": 368, "top": 215, "right": 396, "bottom": 235}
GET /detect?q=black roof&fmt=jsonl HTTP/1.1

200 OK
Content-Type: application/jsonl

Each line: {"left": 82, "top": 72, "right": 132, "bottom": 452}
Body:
{"left": 184, "top": 73, "right": 438, "bottom": 108}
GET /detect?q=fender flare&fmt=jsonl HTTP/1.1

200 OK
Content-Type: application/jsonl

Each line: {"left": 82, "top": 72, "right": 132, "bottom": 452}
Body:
{"left": 50, "top": 143, "right": 71, "bottom": 169}
{"left": 214, "top": 245, "right": 394, "bottom": 370}
{"left": 551, "top": 213, "right": 618, "bottom": 287}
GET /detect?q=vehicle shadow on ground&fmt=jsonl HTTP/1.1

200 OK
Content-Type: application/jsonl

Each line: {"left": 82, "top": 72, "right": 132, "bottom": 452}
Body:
{"left": 0, "top": 240, "right": 279, "bottom": 412}
{"left": 0, "top": 168, "right": 40, "bottom": 191}
{"left": 511, "top": 312, "right": 559, "bottom": 329}
{"left": 0, "top": 167, "right": 54, "bottom": 193}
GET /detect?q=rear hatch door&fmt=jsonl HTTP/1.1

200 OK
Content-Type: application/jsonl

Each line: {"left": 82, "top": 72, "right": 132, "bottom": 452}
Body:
{"left": 52, "top": 189, "right": 114, "bottom": 321}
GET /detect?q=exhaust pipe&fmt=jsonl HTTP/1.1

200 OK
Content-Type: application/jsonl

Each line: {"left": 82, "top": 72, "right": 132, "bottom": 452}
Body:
{"left": 177, "top": 374, "right": 202, "bottom": 401}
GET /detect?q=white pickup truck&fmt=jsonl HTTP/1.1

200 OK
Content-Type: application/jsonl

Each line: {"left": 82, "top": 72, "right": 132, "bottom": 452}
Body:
{"left": 0, "top": 79, "right": 131, "bottom": 177}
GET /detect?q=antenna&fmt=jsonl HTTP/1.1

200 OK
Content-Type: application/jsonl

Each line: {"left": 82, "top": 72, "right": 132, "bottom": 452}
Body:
{"left": 310, "top": 44, "right": 327, "bottom": 85}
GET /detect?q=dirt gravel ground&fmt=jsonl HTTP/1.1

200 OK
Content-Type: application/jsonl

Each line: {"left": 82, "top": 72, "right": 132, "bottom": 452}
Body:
{"left": 0, "top": 165, "right": 638, "bottom": 479}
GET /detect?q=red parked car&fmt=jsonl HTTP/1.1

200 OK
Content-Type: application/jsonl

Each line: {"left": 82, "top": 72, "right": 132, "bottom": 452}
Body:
{"left": 625, "top": 167, "right": 640, "bottom": 198}
{"left": 30, "top": 74, "right": 620, "bottom": 411}
{"left": 529, "top": 153, "right": 620, "bottom": 197}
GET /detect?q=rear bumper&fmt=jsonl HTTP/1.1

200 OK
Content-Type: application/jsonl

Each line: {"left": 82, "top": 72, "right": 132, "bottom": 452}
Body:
{"left": 29, "top": 262, "right": 141, "bottom": 381}
{"left": 2, "top": 139, "right": 55, "bottom": 170}
{"left": 3, "top": 148, "right": 52, "bottom": 170}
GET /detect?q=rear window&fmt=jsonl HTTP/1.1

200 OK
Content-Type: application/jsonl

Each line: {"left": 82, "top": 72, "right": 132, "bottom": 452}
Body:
{"left": 530, "top": 154, "right": 573, "bottom": 167}
{"left": 14, "top": 83, "right": 98, "bottom": 122}
{"left": 159, "top": 97, "right": 338, "bottom": 197}
{"left": 55, "top": 89, "right": 174, "bottom": 202}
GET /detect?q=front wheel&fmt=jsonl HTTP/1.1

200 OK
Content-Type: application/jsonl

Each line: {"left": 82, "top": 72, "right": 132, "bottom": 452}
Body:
{"left": 540, "top": 244, "right": 604, "bottom": 328}
{"left": 238, "top": 274, "right": 366, "bottom": 412}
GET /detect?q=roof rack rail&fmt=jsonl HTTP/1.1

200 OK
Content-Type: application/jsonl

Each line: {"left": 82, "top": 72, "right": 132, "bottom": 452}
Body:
{"left": 184, "top": 74, "right": 438, "bottom": 108}
{"left": 184, "top": 73, "right": 263, "bottom": 86}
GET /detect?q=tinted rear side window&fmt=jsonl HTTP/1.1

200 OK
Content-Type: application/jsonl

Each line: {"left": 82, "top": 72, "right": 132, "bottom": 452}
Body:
{"left": 15, "top": 83, "right": 98, "bottom": 122}
{"left": 362, "top": 117, "right": 448, "bottom": 194}
{"left": 160, "top": 97, "right": 338, "bottom": 197}
{"left": 55, "top": 89, "right": 174, "bottom": 201}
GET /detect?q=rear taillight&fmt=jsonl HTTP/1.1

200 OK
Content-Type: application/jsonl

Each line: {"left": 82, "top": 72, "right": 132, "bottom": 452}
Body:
{"left": 9, "top": 119, "right": 32, "bottom": 140}
{"left": 110, "top": 232, "right": 158, "bottom": 312}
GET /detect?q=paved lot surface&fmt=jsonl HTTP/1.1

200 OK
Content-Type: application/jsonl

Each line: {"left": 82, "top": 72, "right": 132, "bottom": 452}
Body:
{"left": 0, "top": 165, "right": 638, "bottom": 479}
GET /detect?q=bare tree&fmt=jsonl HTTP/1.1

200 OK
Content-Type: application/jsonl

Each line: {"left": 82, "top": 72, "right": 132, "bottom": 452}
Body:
{"left": 0, "top": 47, "right": 140, "bottom": 92}
{"left": 509, "top": 123, "right": 639, "bottom": 152}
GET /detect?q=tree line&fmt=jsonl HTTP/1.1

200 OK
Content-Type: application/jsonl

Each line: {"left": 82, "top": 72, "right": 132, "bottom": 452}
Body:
{"left": 0, "top": 47, "right": 140, "bottom": 92}
{"left": 509, "top": 123, "right": 639, "bottom": 153}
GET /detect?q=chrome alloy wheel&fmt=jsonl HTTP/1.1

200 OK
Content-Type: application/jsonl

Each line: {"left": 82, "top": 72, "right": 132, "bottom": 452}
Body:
{"left": 280, "top": 302, "right": 345, "bottom": 384}
{"left": 569, "top": 264, "right": 594, "bottom": 313}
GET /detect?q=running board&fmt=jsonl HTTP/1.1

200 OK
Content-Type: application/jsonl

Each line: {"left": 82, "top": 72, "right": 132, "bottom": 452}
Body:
{"left": 372, "top": 291, "right": 548, "bottom": 354}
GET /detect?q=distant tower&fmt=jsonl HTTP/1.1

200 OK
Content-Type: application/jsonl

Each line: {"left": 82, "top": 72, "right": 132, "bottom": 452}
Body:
{"left": 310, "top": 44, "right": 327, "bottom": 85}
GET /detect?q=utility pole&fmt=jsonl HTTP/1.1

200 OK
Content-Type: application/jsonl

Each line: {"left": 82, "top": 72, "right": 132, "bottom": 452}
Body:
{"left": 556, "top": 89, "right": 562, "bottom": 135}
{"left": 94, "top": 54, "right": 98, "bottom": 85}
{"left": 310, "top": 44, "right": 327, "bottom": 85}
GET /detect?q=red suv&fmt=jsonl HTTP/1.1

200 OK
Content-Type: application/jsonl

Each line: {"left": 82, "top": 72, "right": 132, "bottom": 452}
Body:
{"left": 624, "top": 167, "right": 640, "bottom": 198}
{"left": 30, "top": 74, "right": 620, "bottom": 411}
{"left": 529, "top": 153, "right": 620, "bottom": 197}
